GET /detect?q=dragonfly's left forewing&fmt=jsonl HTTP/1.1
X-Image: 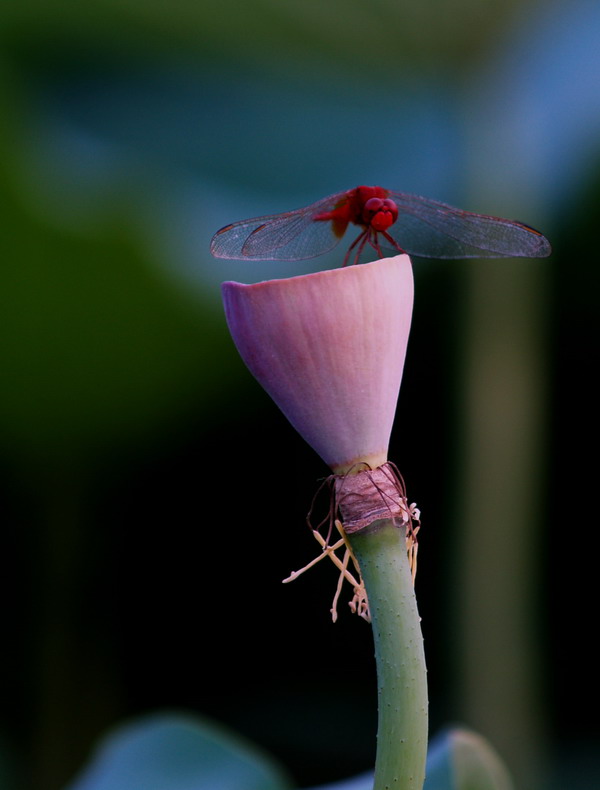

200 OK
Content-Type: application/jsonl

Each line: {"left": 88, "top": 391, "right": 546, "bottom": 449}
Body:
{"left": 241, "top": 209, "right": 342, "bottom": 260}
{"left": 387, "top": 192, "right": 552, "bottom": 259}
{"left": 210, "top": 192, "right": 348, "bottom": 261}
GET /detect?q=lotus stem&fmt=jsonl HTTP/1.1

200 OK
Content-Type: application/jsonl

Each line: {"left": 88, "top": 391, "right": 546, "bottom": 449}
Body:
{"left": 348, "top": 518, "right": 428, "bottom": 790}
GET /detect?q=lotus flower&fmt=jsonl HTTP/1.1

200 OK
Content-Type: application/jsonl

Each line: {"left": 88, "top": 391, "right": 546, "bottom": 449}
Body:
{"left": 221, "top": 255, "right": 413, "bottom": 474}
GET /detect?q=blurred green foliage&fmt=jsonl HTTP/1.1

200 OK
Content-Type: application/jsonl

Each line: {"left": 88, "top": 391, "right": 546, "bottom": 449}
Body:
{"left": 1, "top": 0, "right": 526, "bottom": 74}
{"left": 0, "top": 170, "right": 227, "bottom": 462}
{"left": 0, "top": 67, "right": 234, "bottom": 470}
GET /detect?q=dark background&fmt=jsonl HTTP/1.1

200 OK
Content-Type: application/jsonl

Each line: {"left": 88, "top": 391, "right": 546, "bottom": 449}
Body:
{"left": 0, "top": 2, "right": 598, "bottom": 789}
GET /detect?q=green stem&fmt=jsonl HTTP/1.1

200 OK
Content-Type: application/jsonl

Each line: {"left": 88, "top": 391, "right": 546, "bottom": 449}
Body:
{"left": 348, "top": 518, "right": 428, "bottom": 790}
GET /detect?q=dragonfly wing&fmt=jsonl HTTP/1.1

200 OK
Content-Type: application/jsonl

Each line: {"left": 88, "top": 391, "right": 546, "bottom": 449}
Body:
{"left": 210, "top": 192, "right": 348, "bottom": 261}
{"left": 386, "top": 191, "right": 552, "bottom": 259}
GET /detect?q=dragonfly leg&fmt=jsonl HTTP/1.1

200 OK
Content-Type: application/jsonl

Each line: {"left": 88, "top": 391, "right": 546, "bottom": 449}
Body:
{"left": 353, "top": 231, "right": 371, "bottom": 265}
{"left": 354, "top": 234, "right": 369, "bottom": 263}
{"left": 381, "top": 230, "right": 406, "bottom": 254}
{"left": 366, "top": 228, "right": 384, "bottom": 259}
{"left": 343, "top": 228, "right": 368, "bottom": 267}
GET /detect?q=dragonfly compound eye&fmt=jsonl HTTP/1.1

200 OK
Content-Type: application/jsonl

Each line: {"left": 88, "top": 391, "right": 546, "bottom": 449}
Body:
{"left": 363, "top": 197, "right": 398, "bottom": 231}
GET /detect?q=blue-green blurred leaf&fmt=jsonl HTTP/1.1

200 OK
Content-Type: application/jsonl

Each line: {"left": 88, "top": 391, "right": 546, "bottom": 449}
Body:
{"left": 424, "top": 728, "right": 514, "bottom": 790}
{"left": 307, "top": 772, "right": 373, "bottom": 790}
{"left": 303, "top": 727, "right": 514, "bottom": 790}
{"left": 64, "top": 712, "right": 294, "bottom": 790}
{"left": 423, "top": 730, "right": 455, "bottom": 789}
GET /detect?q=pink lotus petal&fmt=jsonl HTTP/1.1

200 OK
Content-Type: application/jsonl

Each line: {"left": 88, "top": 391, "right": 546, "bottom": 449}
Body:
{"left": 222, "top": 255, "right": 413, "bottom": 472}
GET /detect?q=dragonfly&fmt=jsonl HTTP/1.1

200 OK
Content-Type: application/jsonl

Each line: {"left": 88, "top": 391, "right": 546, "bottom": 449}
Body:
{"left": 210, "top": 185, "right": 551, "bottom": 266}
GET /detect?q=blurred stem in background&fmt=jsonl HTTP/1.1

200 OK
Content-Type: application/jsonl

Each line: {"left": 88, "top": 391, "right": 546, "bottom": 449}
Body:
{"left": 31, "top": 465, "right": 119, "bottom": 790}
{"left": 455, "top": 259, "right": 547, "bottom": 789}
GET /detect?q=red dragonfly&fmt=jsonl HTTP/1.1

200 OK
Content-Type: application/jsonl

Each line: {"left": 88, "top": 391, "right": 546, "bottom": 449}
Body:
{"left": 210, "top": 185, "right": 551, "bottom": 266}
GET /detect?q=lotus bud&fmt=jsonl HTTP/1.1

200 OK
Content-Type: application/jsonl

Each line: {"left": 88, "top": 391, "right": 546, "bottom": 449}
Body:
{"left": 221, "top": 255, "right": 413, "bottom": 474}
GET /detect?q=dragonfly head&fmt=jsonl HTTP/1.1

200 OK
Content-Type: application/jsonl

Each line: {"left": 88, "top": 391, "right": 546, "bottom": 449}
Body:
{"left": 362, "top": 197, "right": 398, "bottom": 232}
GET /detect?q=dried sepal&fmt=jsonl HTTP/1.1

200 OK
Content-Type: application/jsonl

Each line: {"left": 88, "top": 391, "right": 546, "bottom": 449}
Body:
{"left": 283, "top": 463, "right": 420, "bottom": 621}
